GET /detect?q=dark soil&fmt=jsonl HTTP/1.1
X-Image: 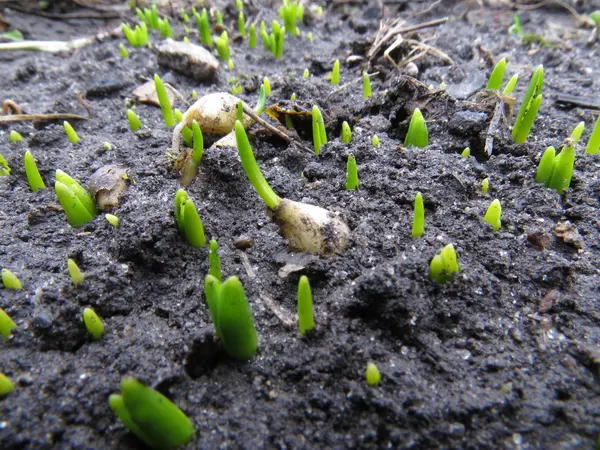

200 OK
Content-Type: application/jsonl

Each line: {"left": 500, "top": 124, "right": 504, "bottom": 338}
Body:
{"left": 1, "top": 0, "right": 600, "bottom": 449}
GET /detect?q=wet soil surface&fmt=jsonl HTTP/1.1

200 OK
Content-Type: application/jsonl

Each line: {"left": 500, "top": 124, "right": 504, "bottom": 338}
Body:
{"left": 1, "top": 0, "right": 600, "bottom": 448}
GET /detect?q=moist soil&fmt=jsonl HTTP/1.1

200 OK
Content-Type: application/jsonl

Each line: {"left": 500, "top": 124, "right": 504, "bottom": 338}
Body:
{"left": 1, "top": 1, "right": 600, "bottom": 449}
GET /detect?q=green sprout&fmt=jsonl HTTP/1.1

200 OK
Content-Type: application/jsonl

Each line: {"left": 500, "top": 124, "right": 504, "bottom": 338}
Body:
{"left": 180, "top": 120, "right": 204, "bottom": 186}
{"left": 312, "top": 106, "right": 327, "bottom": 156}
{"left": 461, "top": 147, "right": 471, "bottom": 158}
{"left": 270, "top": 20, "right": 285, "bottom": 58}
{"left": 83, "top": 307, "right": 104, "bottom": 340}
{"left": 255, "top": 84, "right": 267, "bottom": 115}
{"left": 248, "top": 24, "right": 256, "bottom": 48}
{"left": 180, "top": 8, "right": 190, "bottom": 22}
{"left": 105, "top": 214, "right": 119, "bottom": 227}
{"left": 306, "top": 31, "right": 313, "bottom": 43}
{"left": 372, "top": 135, "right": 380, "bottom": 147}
{"left": 121, "top": 22, "right": 148, "bottom": 48}
{"left": 486, "top": 57, "right": 506, "bottom": 90}
{"left": 429, "top": 243, "right": 459, "bottom": 283}
{"left": 236, "top": 0, "right": 244, "bottom": 10}
{"left": 174, "top": 189, "right": 206, "bottom": 247}
{"left": 303, "top": 68, "right": 310, "bottom": 78}
{"left": 260, "top": 21, "right": 270, "bottom": 50}
{"left": 119, "top": 43, "right": 129, "bottom": 58}
{"left": 209, "top": 239, "right": 222, "bottom": 281}
{"left": 174, "top": 109, "right": 183, "bottom": 124}
{"left": 481, "top": 177, "right": 489, "bottom": 194}
{"left": 345, "top": 155, "right": 358, "bottom": 190}
{"left": 363, "top": 72, "right": 372, "bottom": 99}
{"left": 238, "top": 11, "right": 246, "bottom": 37}
{"left": 0, "top": 307, "right": 17, "bottom": 342}
{"left": 571, "top": 121, "right": 585, "bottom": 144}
{"left": 109, "top": 377, "right": 194, "bottom": 449}
{"left": 341, "top": 121, "right": 352, "bottom": 144}
{"left": 204, "top": 274, "right": 221, "bottom": 337}
{"left": 103, "top": 142, "right": 113, "bottom": 151}
{"left": 63, "top": 121, "right": 79, "bottom": 144}
{"left": 330, "top": 59, "right": 340, "bottom": 85}
{"left": 263, "top": 76, "right": 272, "bottom": 95}
{"left": 228, "top": 60, "right": 236, "bottom": 71}
{"left": 536, "top": 146, "right": 555, "bottom": 185}
{"left": 127, "top": 109, "right": 143, "bottom": 132}
{"left": 0, "top": 373, "right": 14, "bottom": 396}
{"left": 509, "top": 13, "right": 523, "bottom": 37}
{"left": 586, "top": 115, "right": 600, "bottom": 155}
{"left": 0, "top": 153, "right": 10, "bottom": 176}
{"left": 546, "top": 144, "right": 575, "bottom": 193}
{"left": 68, "top": 258, "right": 84, "bottom": 285}
{"left": 298, "top": 275, "right": 314, "bottom": 336}
{"left": 195, "top": 8, "right": 213, "bottom": 47}
{"left": 158, "top": 18, "right": 173, "bottom": 38}
{"left": 280, "top": 0, "right": 301, "bottom": 36}
{"left": 154, "top": 74, "right": 175, "bottom": 128}
{"left": 366, "top": 362, "right": 381, "bottom": 386}
{"left": 484, "top": 199, "right": 502, "bottom": 231}
{"left": 24, "top": 151, "right": 46, "bottom": 192}
{"left": 9, "top": 130, "right": 23, "bottom": 143}
{"left": 215, "top": 10, "right": 224, "bottom": 26}
{"left": 237, "top": 100, "right": 244, "bottom": 122}
{"left": 216, "top": 31, "right": 231, "bottom": 61}
{"left": 512, "top": 65, "right": 543, "bottom": 144}
{"left": 55, "top": 169, "right": 97, "bottom": 227}
{"left": 503, "top": 74, "right": 518, "bottom": 95}
{"left": 404, "top": 108, "right": 428, "bottom": 148}
{"left": 290, "top": 92, "right": 297, "bottom": 101}
{"left": 1, "top": 269, "right": 22, "bottom": 290}
{"left": 412, "top": 192, "right": 424, "bottom": 238}
{"left": 191, "top": 89, "right": 198, "bottom": 100}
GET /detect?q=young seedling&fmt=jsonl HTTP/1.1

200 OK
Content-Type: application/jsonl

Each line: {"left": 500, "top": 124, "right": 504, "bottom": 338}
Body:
{"left": 546, "top": 144, "right": 575, "bottom": 193}
{"left": 303, "top": 69, "right": 310, "bottom": 78}
{"left": 158, "top": 18, "right": 172, "bottom": 38}
{"left": 121, "top": 22, "right": 148, "bottom": 48}
{"left": 119, "top": 43, "right": 129, "bottom": 58}
{"left": 0, "top": 153, "right": 9, "bottom": 176}
{"left": 67, "top": 258, "right": 84, "bottom": 285}
{"left": 484, "top": 199, "right": 502, "bottom": 231}
{"left": 215, "top": 10, "right": 224, "bottom": 26}
{"left": 154, "top": 74, "right": 176, "bottom": 128}
{"left": 0, "top": 307, "right": 17, "bottom": 342}
{"left": 203, "top": 274, "right": 222, "bottom": 339}
{"left": 486, "top": 57, "right": 506, "bottom": 90}
{"left": 412, "top": 192, "right": 424, "bottom": 238}
{"left": 63, "top": 121, "right": 79, "bottom": 144}
{"left": 297, "top": 275, "right": 314, "bottom": 336}
{"left": 571, "top": 121, "right": 585, "bottom": 144}
{"left": 586, "top": 115, "right": 600, "bottom": 155}
{"left": 235, "top": 121, "right": 349, "bottom": 254}
{"left": 195, "top": 8, "right": 213, "bottom": 47}
{"left": 345, "top": 155, "right": 359, "bottom": 190}
{"left": 330, "top": 59, "right": 340, "bottom": 85}
{"left": 312, "top": 105, "right": 327, "bottom": 155}
{"left": 105, "top": 214, "right": 119, "bottom": 227}
{"left": 481, "top": 177, "right": 489, "bottom": 194}
{"left": 503, "top": 74, "right": 518, "bottom": 95}
{"left": 341, "top": 121, "right": 352, "bottom": 144}
{"left": 404, "top": 108, "right": 428, "bottom": 148}
{"left": 461, "top": 147, "right": 471, "bottom": 158}
{"left": 248, "top": 24, "right": 256, "bottom": 48}
{"left": 536, "top": 146, "right": 556, "bottom": 185}
{"left": 270, "top": 21, "right": 286, "bottom": 58}
{"left": 363, "top": 72, "right": 372, "bottom": 99}
{"left": 83, "top": 307, "right": 104, "bottom": 340}
{"left": 180, "top": 120, "right": 204, "bottom": 186}
{"left": 236, "top": 0, "right": 243, "bottom": 10}
{"left": 215, "top": 31, "right": 231, "bottom": 61}
{"left": 218, "top": 276, "right": 258, "bottom": 360}
{"left": 263, "top": 76, "right": 272, "bottom": 95}
{"left": 512, "top": 65, "right": 543, "bottom": 144}
{"left": 260, "top": 21, "right": 270, "bottom": 50}
{"left": 180, "top": 8, "right": 190, "bottom": 22}
{"left": 429, "top": 243, "right": 459, "bottom": 283}
{"left": 127, "top": 109, "right": 143, "bottom": 132}
{"left": 209, "top": 239, "right": 222, "bottom": 281}
{"left": 306, "top": 31, "right": 313, "bottom": 43}
{"left": 174, "top": 189, "right": 206, "bottom": 247}
{"left": 1, "top": 269, "right": 22, "bottom": 290}
{"left": 238, "top": 11, "right": 246, "bottom": 37}
{"left": 280, "top": 0, "right": 301, "bottom": 36}
{"left": 9, "top": 130, "right": 23, "bottom": 143}
{"left": 24, "top": 151, "right": 45, "bottom": 192}
{"left": 366, "top": 362, "right": 381, "bottom": 386}
{"left": 109, "top": 377, "right": 194, "bottom": 449}
{"left": 372, "top": 135, "right": 380, "bottom": 147}
{"left": 0, "top": 373, "right": 13, "bottom": 396}
{"left": 55, "top": 170, "right": 97, "bottom": 227}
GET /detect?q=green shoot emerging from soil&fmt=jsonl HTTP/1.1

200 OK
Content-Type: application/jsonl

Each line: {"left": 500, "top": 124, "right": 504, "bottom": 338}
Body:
{"left": 24, "top": 151, "right": 45, "bottom": 192}
{"left": 571, "top": 121, "right": 585, "bottom": 144}
{"left": 0, "top": 373, "right": 13, "bottom": 396}
{"left": 204, "top": 274, "right": 221, "bottom": 338}
{"left": 195, "top": 9, "right": 213, "bottom": 47}
{"left": 215, "top": 10, "right": 224, "bottom": 26}
{"left": 412, "top": 192, "right": 424, "bottom": 238}
{"left": 481, "top": 177, "right": 489, "bottom": 194}
{"left": 63, "top": 121, "right": 79, "bottom": 144}
{"left": 502, "top": 74, "right": 519, "bottom": 95}
{"left": 68, "top": 258, "right": 84, "bottom": 285}
{"left": 372, "top": 135, "right": 380, "bottom": 147}
{"left": 546, "top": 144, "right": 575, "bottom": 193}
{"left": 209, "top": 239, "right": 222, "bottom": 281}
{"left": 345, "top": 155, "right": 358, "bottom": 190}
{"left": 429, "top": 244, "right": 460, "bottom": 283}
{"left": 0, "top": 307, "right": 17, "bottom": 341}
{"left": 312, "top": 106, "right": 328, "bottom": 156}
{"left": 83, "top": 307, "right": 104, "bottom": 340}
{"left": 216, "top": 31, "right": 230, "bottom": 61}
{"left": 105, "top": 214, "right": 119, "bottom": 227}
{"left": 55, "top": 170, "right": 97, "bottom": 227}
{"left": 366, "top": 362, "right": 381, "bottom": 386}
{"left": 154, "top": 74, "right": 175, "bottom": 127}
{"left": 331, "top": 59, "right": 340, "bottom": 85}
{"left": 180, "top": 120, "right": 204, "bottom": 187}
{"left": 280, "top": 0, "right": 302, "bottom": 36}
{"left": 158, "top": 18, "right": 172, "bottom": 38}
{"left": 263, "top": 77, "right": 272, "bottom": 95}
{"left": 238, "top": 12, "right": 246, "bottom": 38}
{"left": 9, "top": 130, "right": 23, "bottom": 143}
{"left": 127, "top": 109, "right": 143, "bottom": 132}
{"left": 486, "top": 58, "right": 506, "bottom": 90}
{"left": 303, "top": 69, "right": 310, "bottom": 78}
{"left": 121, "top": 22, "right": 148, "bottom": 48}
{"left": 249, "top": 24, "right": 256, "bottom": 48}
{"left": 484, "top": 199, "right": 502, "bottom": 231}
{"left": 109, "top": 377, "right": 194, "bottom": 450}
{"left": 586, "top": 115, "right": 600, "bottom": 155}
{"left": 270, "top": 21, "right": 286, "bottom": 58}
{"left": 536, "top": 146, "right": 555, "bottom": 185}
{"left": 363, "top": 72, "right": 372, "bottom": 99}
{"left": 512, "top": 65, "right": 543, "bottom": 144}
{"left": 341, "top": 121, "right": 352, "bottom": 144}
{"left": 119, "top": 43, "right": 129, "bottom": 58}
{"left": 0, "top": 154, "right": 9, "bottom": 176}
{"left": 298, "top": 275, "right": 314, "bottom": 336}
{"left": 404, "top": 108, "right": 428, "bottom": 148}
{"left": 1, "top": 269, "right": 22, "bottom": 290}
{"left": 461, "top": 147, "right": 471, "bottom": 158}
{"left": 174, "top": 189, "right": 206, "bottom": 248}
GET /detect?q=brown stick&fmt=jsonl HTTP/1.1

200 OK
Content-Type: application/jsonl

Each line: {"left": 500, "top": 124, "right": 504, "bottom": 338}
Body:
{"left": 0, "top": 113, "right": 89, "bottom": 123}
